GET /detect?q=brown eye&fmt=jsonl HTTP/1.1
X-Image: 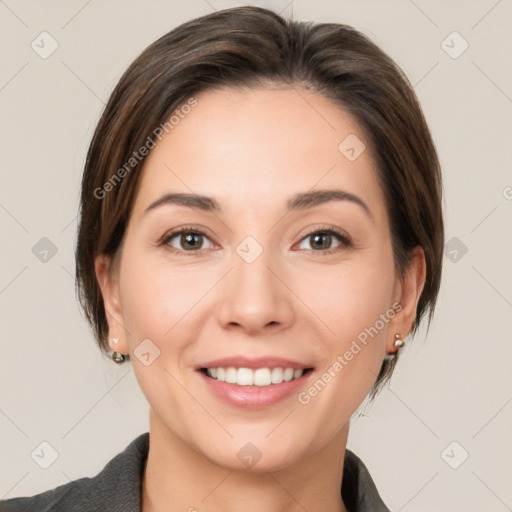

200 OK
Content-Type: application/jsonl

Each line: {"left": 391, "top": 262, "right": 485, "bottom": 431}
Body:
{"left": 310, "top": 232, "right": 334, "bottom": 251}
{"left": 297, "top": 228, "right": 351, "bottom": 254}
{"left": 162, "top": 229, "right": 215, "bottom": 254}
{"left": 177, "top": 232, "right": 204, "bottom": 250}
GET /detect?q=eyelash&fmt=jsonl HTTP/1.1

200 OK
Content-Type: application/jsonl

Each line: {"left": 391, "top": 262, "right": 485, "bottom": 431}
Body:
{"left": 159, "top": 224, "right": 351, "bottom": 257}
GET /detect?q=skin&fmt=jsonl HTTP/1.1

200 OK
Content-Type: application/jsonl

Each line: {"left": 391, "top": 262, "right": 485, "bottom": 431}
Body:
{"left": 96, "top": 86, "right": 425, "bottom": 512}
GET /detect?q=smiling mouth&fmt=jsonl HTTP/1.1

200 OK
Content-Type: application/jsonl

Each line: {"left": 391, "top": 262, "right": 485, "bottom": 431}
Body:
{"left": 199, "top": 367, "right": 314, "bottom": 387}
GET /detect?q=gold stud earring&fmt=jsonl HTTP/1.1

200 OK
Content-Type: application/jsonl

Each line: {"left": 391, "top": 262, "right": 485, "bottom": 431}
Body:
{"left": 110, "top": 338, "right": 125, "bottom": 363}
{"left": 112, "top": 351, "right": 126, "bottom": 363}
{"left": 394, "top": 334, "right": 405, "bottom": 348}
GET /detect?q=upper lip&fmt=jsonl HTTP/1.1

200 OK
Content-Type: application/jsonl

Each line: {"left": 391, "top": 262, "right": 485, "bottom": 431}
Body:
{"left": 195, "top": 356, "right": 314, "bottom": 371}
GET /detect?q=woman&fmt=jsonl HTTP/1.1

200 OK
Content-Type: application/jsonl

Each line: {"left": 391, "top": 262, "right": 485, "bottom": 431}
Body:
{"left": 1, "top": 5, "right": 443, "bottom": 512}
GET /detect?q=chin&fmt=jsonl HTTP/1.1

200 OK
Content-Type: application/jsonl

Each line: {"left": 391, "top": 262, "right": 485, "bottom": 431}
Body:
{"left": 197, "top": 435, "right": 311, "bottom": 473}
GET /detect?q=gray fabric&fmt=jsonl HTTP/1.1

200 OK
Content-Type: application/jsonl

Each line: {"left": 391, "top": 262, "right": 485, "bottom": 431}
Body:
{"left": 1, "top": 432, "right": 391, "bottom": 511}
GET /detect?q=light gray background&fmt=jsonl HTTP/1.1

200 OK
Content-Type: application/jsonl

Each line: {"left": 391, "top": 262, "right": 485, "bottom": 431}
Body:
{"left": 1, "top": 1, "right": 511, "bottom": 510}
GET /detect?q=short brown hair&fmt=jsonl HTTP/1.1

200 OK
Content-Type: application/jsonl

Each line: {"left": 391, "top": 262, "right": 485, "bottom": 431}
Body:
{"left": 75, "top": 6, "right": 444, "bottom": 399}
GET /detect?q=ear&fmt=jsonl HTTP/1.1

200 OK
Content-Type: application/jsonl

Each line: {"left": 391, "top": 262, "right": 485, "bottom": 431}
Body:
{"left": 387, "top": 246, "right": 426, "bottom": 354}
{"left": 94, "top": 254, "right": 128, "bottom": 355}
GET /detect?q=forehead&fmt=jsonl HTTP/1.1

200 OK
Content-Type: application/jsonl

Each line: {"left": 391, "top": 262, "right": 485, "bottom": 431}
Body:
{"left": 131, "top": 86, "right": 386, "bottom": 220}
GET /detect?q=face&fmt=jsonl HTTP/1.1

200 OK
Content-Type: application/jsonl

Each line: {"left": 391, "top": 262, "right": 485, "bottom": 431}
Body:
{"left": 97, "top": 86, "right": 423, "bottom": 472}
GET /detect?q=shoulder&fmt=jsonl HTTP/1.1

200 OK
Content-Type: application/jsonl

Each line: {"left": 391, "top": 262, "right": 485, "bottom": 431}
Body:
{"left": 342, "top": 449, "right": 391, "bottom": 512}
{"left": 0, "top": 432, "right": 149, "bottom": 512}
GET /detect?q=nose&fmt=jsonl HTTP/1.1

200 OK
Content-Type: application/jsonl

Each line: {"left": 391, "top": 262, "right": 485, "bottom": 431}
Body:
{"left": 216, "top": 245, "right": 295, "bottom": 335}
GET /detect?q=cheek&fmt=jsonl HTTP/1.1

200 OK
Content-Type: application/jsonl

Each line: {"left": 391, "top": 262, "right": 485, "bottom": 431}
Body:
{"left": 298, "top": 269, "right": 394, "bottom": 415}
{"left": 118, "top": 245, "right": 206, "bottom": 341}
{"left": 304, "top": 253, "right": 396, "bottom": 388}
{"left": 117, "top": 246, "right": 200, "bottom": 411}
{"left": 307, "top": 260, "right": 395, "bottom": 337}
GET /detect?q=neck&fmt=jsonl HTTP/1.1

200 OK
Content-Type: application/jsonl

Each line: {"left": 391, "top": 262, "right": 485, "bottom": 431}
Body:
{"left": 141, "top": 409, "right": 350, "bottom": 512}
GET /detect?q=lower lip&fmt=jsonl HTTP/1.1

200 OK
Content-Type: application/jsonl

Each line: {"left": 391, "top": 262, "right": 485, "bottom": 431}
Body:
{"left": 197, "top": 370, "right": 314, "bottom": 409}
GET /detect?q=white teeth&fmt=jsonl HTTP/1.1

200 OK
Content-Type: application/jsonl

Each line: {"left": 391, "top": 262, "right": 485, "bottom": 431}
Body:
{"left": 205, "top": 366, "right": 305, "bottom": 386}
{"left": 254, "top": 368, "right": 271, "bottom": 386}
{"left": 225, "top": 367, "right": 237, "bottom": 384}
{"left": 283, "top": 368, "right": 294, "bottom": 381}
{"left": 271, "top": 367, "right": 284, "bottom": 384}
{"left": 237, "top": 368, "right": 254, "bottom": 386}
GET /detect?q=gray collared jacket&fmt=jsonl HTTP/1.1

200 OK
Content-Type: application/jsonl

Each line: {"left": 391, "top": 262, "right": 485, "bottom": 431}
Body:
{"left": 0, "top": 432, "right": 391, "bottom": 511}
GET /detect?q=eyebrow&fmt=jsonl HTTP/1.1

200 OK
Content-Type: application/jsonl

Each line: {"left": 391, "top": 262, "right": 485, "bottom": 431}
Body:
{"left": 143, "top": 189, "right": 373, "bottom": 220}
